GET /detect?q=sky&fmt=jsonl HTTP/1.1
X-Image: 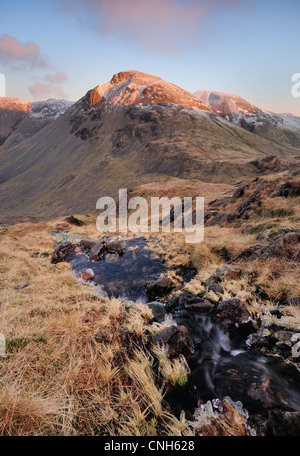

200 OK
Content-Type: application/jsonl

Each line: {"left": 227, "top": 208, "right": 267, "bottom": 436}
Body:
{"left": 0, "top": 0, "right": 300, "bottom": 114}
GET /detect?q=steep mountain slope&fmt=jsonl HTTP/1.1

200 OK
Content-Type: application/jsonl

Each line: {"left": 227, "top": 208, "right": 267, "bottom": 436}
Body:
{"left": 0, "top": 97, "right": 74, "bottom": 148}
{"left": 194, "top": 90, "right": 300, "bottom": 147}
{"left": 0, "top": 71, "right": 299, "bottom": 223}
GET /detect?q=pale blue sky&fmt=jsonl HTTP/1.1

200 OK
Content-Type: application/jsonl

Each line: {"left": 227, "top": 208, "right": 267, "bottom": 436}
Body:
{"left": 0, "top": 0, "right": 299, "bottom": 114}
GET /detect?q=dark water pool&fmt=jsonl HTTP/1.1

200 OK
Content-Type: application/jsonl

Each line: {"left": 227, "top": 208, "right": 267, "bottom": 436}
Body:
{"left": 70, "top": 237, "right": 168, "bottom": 302}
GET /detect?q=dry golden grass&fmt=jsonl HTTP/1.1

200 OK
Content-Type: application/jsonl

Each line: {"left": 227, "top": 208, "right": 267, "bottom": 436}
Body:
{"left": 0, "top": 219, "right": 193, "bottom": 436}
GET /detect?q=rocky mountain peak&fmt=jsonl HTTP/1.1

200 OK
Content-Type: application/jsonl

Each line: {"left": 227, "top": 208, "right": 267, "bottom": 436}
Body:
{"left": 85, "top": 70, "right": 210, "bottom": 111}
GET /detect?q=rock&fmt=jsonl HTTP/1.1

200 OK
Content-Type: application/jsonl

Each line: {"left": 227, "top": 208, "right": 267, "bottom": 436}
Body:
{"left": 232, "top": 232, "right": 300, "bottom": 262}
{"left": 214, "top": 264, "right": 240, "bottom": 281}
{"left": 80, "top": 269, "right": 95, "bottom": 281}
{"left": 147, "top": 302, "right": 167, "bottom": 321}
{"left": 64, "top": 215, "right": 85, "bottom": 226}
{"left": 89, "top": 242, "right": 107, "bottom": 261}
{"left": 256, "top": 229, "right": 272, "bottom": 244}
{"left": 184, "top": 300, "right": 215, "bottom": 313}
{"left": 232, "top": 183, "right": 249, "bottom": 199}
{"left": 106, "top": 240, "right": 125, "bottom": 255}
{"left": 144, "top": 277, "right": 175, "bottom": 298}
{"left": 206, "top": 212, "right": 237, "bottom": 227}
{"left": 51, "top": 242, "right": 75, "bottom": 264}
{"left": 15, "top": 281, "right": 30, "bottom": 290}
{"left": 260, "top": 232, "right": 300, "bottom": 261}
{"left": 267, "top": 410, "right": 300, "bottom": 436}
{"left": 80, "top": 238, "right": 100, "bottom": 250}
{"left": 150, "top": 325, "right": 195, "bottom": 358}
{"left": 231, "top": 244, "right": 264, "bottom": 262}
{"left": 207, "top": 282, "right": 224, "bottom": 295}
{"left": 214, "top": 298, "right": 254, "bottom": 331}
{"left": 236, "top": 200, "right": 253, "bottom": 215}
{"left": 105, "top": 253, "right": 119, "bottom": 263}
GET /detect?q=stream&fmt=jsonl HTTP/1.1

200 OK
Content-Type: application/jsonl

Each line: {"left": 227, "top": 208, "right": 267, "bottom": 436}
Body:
{"left": 64, "top": 235, "right": 300, "bottom": 435}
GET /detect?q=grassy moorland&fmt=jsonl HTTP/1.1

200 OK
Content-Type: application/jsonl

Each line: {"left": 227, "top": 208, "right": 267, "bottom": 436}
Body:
{"left": 0, "top": 173, "right": 299, "bottom": 436}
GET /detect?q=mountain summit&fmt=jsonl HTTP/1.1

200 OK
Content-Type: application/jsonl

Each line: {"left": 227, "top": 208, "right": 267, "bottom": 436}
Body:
{"left": 85, "top": 71, "right": 209, "bottom": 111}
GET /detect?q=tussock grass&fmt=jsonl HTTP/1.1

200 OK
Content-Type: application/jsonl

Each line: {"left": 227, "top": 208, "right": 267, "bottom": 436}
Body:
{"left": 0, "top": 220, "right": 190, "bottom": 436}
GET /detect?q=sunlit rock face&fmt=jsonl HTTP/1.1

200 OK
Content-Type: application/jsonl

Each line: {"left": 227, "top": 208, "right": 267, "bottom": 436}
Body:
{"left": 85, "top": 70, "right": 210, "bottom": 110}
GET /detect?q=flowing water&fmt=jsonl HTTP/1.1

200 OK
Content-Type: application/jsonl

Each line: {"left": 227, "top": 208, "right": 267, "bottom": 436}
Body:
{"left": 67, "top": 235, "right": 300, "bottom": 432}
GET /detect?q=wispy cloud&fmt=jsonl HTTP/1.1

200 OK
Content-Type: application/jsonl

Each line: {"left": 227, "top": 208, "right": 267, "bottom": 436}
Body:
{"left": 45, "top": 72, "right": 68, "bottom": 84}
{"left": 29, "top": 82, "right": 67, "bottom": 99}
{"left": 60, "top": 0, "right": 251, "bottom": 52}
{"left": 0, "top": 34, "right": 47, "bottom": 69}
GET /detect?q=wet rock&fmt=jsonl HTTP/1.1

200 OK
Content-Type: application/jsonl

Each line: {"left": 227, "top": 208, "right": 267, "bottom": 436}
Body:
{"left": 106, "top": 240, "right": 125, "bottom": 255}
{"left": 214, "top": 298, "right": 254, "bottom": 331}
{"left": 51, "top": 242, "right": 75, "bottom": 264}
{"left": 105, "top": 253, "right": 119, "bottom": 263}
{"left": 80, "top": 238, "right": 100, "bottom": 250}
{"left": 80, "top": 269, "right": 95, "bottom": 281}
{"left": 64, "top": 215, "right": 85, "bottom": 226}
{"left": 147, "top": 302, "right": 167, "bottom": 321}
{"left": 15, "top": 281, "right": 30, "bottom": 290}
{"left": 89, "top": 242, "right": 107, "bottom": 261}
{"left": 144, "top": 277, "right": 175, "bottom": 298}
{"left": 184, "top": 300, "right": 215, "bottom": 314}
{"left": 150, "top": 325, "right": 195, "bottom": 358}
{"left": 267, "top": 410, "right": 300, "bottom": 436}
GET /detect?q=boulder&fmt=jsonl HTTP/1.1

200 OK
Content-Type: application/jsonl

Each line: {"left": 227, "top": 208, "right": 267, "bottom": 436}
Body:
{"left": 150, "top": 325, "right": 195, "bottom": 358}
{"left": 80, "top": 238, "right": 100, "bottom": 250}
{"left": 144, "top": 277, "right": 175, "bottom": 298}
{"left": 51, "top": 242, "right": 75, "bottom": 264}
{"left": 106, "top": 240, "right": 125, "bottom": 255}
{"left": 214, "top": 298, "right": 254, "bottom": 331}
{"left": 147, "top": 302, "right": 167, "bottom": 321}
{"left": 89, "top": 242, "right": 107, "bottom": 261}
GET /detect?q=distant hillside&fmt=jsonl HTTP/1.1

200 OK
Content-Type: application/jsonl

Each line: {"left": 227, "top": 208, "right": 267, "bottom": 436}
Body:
{"left": 0, "top": 72, "right": 299, "bottom": 223}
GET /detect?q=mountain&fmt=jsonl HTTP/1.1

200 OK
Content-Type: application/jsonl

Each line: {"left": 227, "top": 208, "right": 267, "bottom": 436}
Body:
{"left": 0, "top": 97, "right": 74, "bottom": 148}
{"left": 85, "top": 70, "right": 210, "bottom": 110}
{"left": 194, "top": 90, "right": 300, "bottom": 147}
{"left": 0, "top": 71, "right": 300, "bottom": 223}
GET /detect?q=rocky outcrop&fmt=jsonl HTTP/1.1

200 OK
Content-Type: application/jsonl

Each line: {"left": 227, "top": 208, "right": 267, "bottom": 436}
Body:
{"left": 232, "top": 232, "right": 300, "bottom": 262}
{"left": 51, "top": 242, "right": 76, "bottom": 264}
{"left": 150, "top": 325, "right": 195, "bottom": 358}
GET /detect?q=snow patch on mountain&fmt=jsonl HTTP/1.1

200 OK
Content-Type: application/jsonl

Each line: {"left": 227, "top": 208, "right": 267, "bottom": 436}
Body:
{"left": 30, "top": 99, "right": 74, "bottom": 120}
